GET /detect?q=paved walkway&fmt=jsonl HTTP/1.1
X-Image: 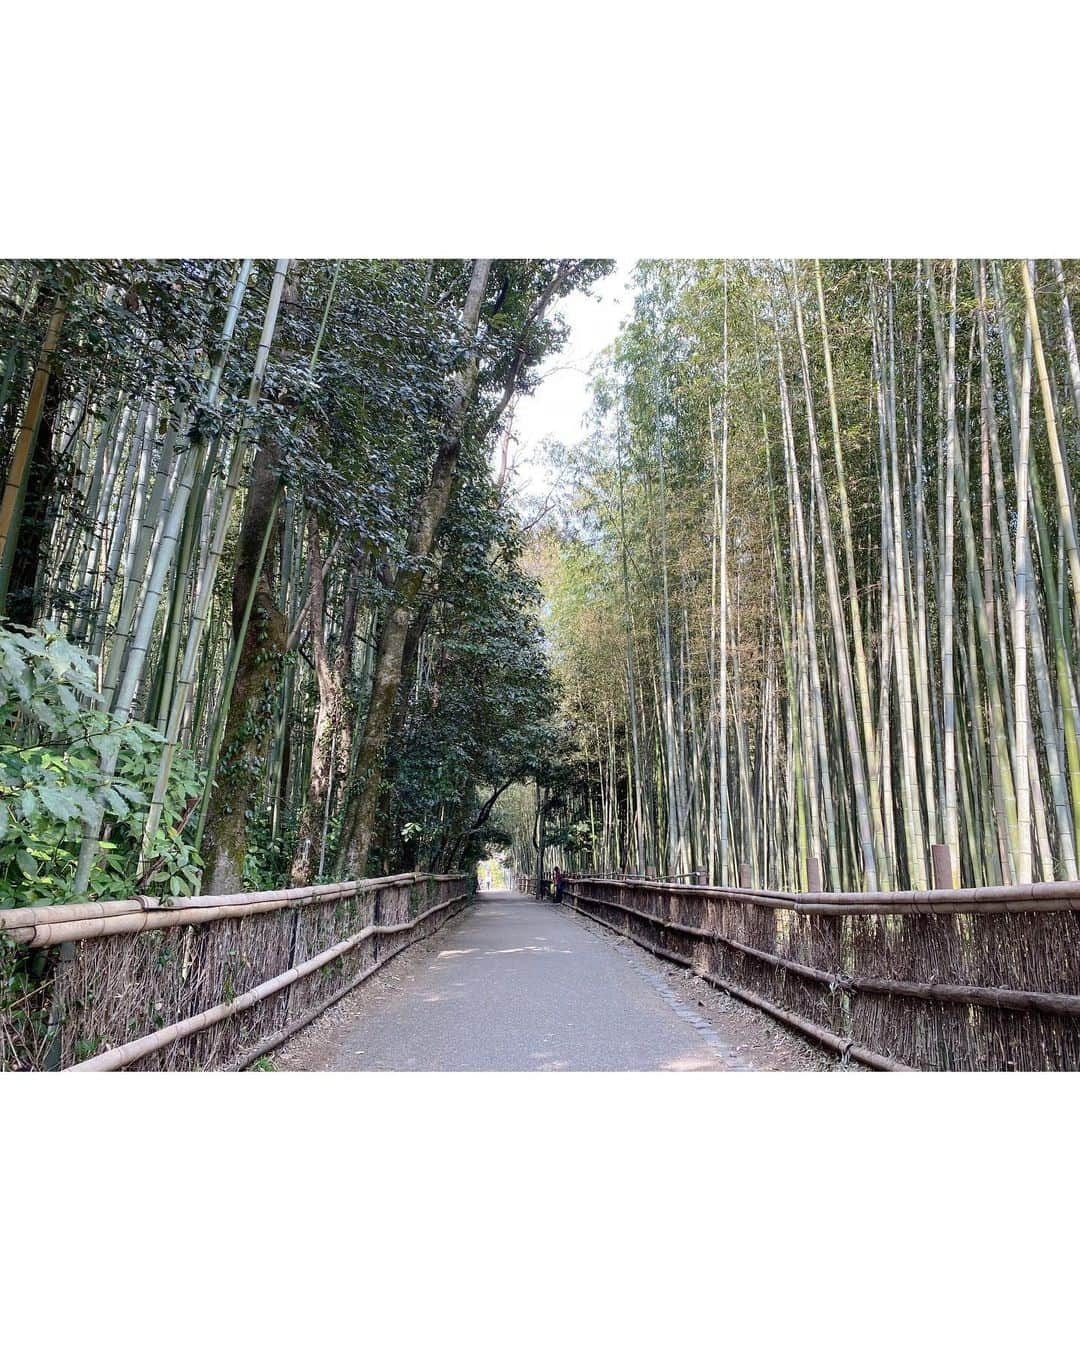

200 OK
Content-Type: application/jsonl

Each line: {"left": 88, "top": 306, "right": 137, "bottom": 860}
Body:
{"left": 325, "top": 892, "right": 749, "bottom": 1071}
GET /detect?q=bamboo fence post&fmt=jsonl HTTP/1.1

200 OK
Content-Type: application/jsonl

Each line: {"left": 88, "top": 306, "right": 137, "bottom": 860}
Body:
{"left": 806, "top": 856, "right": 823, "bottom": 892}
{"left": 931, "top": 843, "right": 954, "bottom": 891}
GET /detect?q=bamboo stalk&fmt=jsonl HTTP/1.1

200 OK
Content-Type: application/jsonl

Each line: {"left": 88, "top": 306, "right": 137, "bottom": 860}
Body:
{"left": 0, "top": 294, "right": 66, "bottom": 611}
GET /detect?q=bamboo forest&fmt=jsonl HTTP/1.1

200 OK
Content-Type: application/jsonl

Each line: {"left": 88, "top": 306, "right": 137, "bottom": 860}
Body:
{"left": 4, "top": 257, "right": 1080, "bottom": 904}
{"left": 513, "top": 260, "right": 1080, "bottom": 897}
{"left": 4, "top": 257, "right": 1080, "bottom": 1074}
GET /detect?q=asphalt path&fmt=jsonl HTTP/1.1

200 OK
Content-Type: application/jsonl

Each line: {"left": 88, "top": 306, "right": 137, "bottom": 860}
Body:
{"left": 328, "top": 891, "right": 748, "bottom": 1071}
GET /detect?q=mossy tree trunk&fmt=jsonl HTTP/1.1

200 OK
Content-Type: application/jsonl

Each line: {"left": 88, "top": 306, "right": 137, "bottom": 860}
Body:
{"left": 201, "top": 443, "right": 287, "bottom": 895}
{"left": 289, "top": 517, "right": 358, "bottom": 885}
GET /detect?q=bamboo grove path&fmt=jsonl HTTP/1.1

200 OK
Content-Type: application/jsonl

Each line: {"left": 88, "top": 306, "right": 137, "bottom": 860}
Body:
{"left": 273, "top": 892, "right": 807, "bottom": 1071}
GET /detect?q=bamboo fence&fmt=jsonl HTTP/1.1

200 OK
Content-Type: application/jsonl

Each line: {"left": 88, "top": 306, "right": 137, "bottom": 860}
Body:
{"left": 564, "top": 875, "right": 1080, "bottom": 1071}
{"left": 0, "top": 872, "right": 470, "bottom": 1071}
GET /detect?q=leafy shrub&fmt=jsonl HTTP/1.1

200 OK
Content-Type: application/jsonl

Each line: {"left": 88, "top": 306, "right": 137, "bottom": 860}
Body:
{"left": 0, "top": 622, "right": 204, "bottom": 906}
{"left": 240, "top": 807, "right": 296, "bottom": 892}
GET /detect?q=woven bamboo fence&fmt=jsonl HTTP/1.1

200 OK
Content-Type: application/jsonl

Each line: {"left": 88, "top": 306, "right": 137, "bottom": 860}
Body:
{"left": 0, "top": 872, "right": 470, "bottom": 1071}
{"left": 564, "top": 875, "right": 1080, "bottom": 1071}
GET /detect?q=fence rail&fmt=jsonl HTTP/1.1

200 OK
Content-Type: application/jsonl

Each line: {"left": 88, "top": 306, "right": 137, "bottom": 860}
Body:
{"left": 0, "top": 872, "right": 470, "bottom": 1071}
{"left": 565, "top": 875, "right": 1080, "bottom": 1071}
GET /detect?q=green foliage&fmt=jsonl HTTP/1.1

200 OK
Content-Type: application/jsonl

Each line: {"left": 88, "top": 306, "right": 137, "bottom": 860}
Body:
{"left": 240, "top": 808, "right": 295, "bottom": 892}
{"left": 0, "top": 258, "right": 615, "bottom": 903}
{"left": 0, "top": 622, "right": 204, "bottom": 906}
{"left": 378, "top": 481, "right": 565, "bottom": 874}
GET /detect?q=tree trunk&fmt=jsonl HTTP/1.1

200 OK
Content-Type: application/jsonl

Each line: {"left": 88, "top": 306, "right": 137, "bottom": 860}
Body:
{"left": 200, "top": 443, "right": 287, "bottom": 895}
{"left": 332, "top": 259, "right": 492, "bottom": 879}
{"left": 290, "top": 519, "right": 357, "bottom": 885}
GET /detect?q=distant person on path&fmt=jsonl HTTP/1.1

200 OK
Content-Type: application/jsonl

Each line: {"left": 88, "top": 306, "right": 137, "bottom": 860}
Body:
{"left": 552, "top": 866, "right": 564, "bottom": 903}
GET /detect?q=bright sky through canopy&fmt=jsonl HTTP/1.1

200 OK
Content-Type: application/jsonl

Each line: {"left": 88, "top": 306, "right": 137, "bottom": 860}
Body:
{"left": 502, "top": 260, "right": 635, "bottom": 498}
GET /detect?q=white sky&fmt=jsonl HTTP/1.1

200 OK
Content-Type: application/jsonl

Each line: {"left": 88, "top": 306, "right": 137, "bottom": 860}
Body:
{"left": 498, "top": 260, "right": 636, "bottom": 499}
